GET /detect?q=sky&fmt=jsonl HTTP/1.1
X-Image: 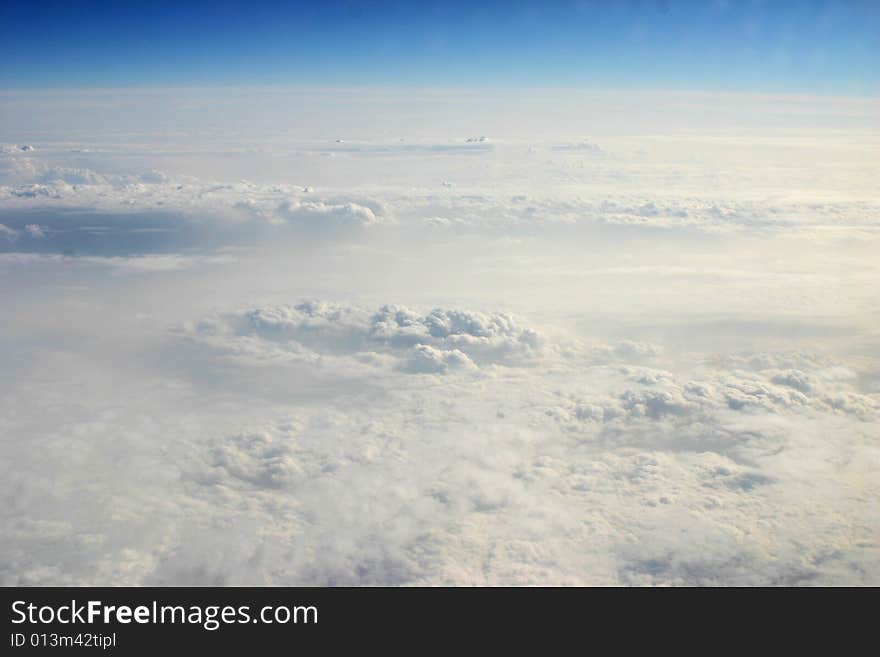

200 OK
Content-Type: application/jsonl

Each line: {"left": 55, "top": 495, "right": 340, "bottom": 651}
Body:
{"left": 1, "top": 3, "right": 878, "bottom": 586}
{"left": 1, "top": 0, "right": 879, "bottom": 93}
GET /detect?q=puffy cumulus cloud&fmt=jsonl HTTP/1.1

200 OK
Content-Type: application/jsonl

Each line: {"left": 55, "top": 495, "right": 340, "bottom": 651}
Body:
{"left": 0, "top": 155, "right": 43, "bottom": 186}
{"left": 184, "top": 301, "right": 549, "bottom": 374}
{"left": 202, "top": 429, "right": 306, "bottom": 490}
{"left": 368, "top": 305, "right": 544, "bottom": 362}
{"left": 1, "top": 284, "right": 878, "bottom": 586}
{"left": 0, "top": 148, "right": 115, "bottom": 190}
{"left": 406, "top": 344, "right": 476, "bottom": 374}
{"left": 0, "top": 223, "right": 48, "bottom": 242}
{"left": 24, "top": 224, "right": 45, "bottom": 238}
{"left": 274, "top": 200, "right": 380, "bottom": 228}
{"left": 148, "top": 342, "right": 878, "bottom": 584}
{"left": 551, "top": 359, "right": 878, "bottom": 436}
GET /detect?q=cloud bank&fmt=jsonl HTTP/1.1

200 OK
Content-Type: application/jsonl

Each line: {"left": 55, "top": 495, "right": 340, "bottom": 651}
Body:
{"left": 0, "top": 88, "right": 878, "bottom": 585}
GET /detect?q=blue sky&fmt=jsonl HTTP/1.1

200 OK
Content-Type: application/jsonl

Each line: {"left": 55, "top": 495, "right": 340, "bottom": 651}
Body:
{"left": 2, "top": 0, "right": 878, "bottom": 93}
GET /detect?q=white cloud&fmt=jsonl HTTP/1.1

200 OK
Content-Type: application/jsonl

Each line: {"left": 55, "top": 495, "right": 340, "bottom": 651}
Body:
{"left": 0, "top": 88, "right": 878, "bottom": 586}
{"left": 405, "top": 344, "right": 476, "bottom": 373}
{"left": 274, "top": 200, "right": 380, "bottom": 227}
{"left": 183, "top": 301, "right": 550, "bottom": 376}
{"left": 2, "top": 291, "right": 877, "bottom": 586}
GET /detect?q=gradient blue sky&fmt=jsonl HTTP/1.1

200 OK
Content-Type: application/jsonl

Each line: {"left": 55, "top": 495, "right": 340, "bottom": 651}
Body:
{"left": 2, "top": 0, "right": 878, "bottom": 93}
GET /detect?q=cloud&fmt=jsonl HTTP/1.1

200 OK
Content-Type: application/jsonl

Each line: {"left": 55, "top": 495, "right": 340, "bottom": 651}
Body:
{"left": 40, "top": 166, "right": 108, "bottom": 186}
{"left": 183, "top": 301, "right": 549, "bottom": 375}
{"left": 0, "top": 288, "right": 860, "bottom": 586}
{"left": 406, "top": 344, "right": 476, "bottom": 373}
{"left": 24, "top": 224, "right": 45, "bottom": 238}
{"left": 0, "top": 223, "right": 48, "bottom": 241}
{"left": 274, "top": 200, "right": 380, "bottom": 227}
{"left": 3, "top": 140, "right": 877, "bottom": 240}
{"left": 3, "top": 286, "right": 878, "bottom": 587}
{"left": 159, "top": 334, "right": 878, "bottom": 585}
{"left": 1, "top": 89, "right": 878, "bottom": 586}
{"left": 203, "top": 429, "right": 306, "bottom": 490}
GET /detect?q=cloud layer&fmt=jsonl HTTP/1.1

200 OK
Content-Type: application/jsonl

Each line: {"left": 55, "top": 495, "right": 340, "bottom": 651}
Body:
{"left": 1, "top": 89, "right": 878, "bottom": 585}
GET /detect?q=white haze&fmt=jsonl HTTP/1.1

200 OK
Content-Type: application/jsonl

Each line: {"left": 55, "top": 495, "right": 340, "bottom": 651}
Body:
{"left": 1, "top": 88, "right": 878, "bottom": 585}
